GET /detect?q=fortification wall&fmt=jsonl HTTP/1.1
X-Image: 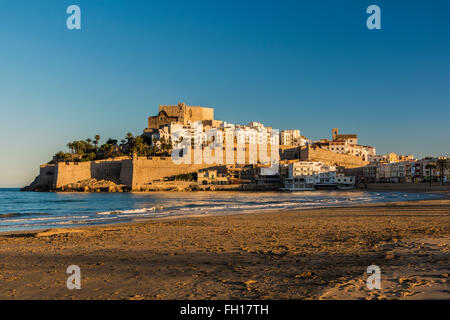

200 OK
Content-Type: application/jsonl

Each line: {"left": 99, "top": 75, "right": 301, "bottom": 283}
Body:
{"left": 91, "top": 160, "right": 122, "bottom": 181}
{"left": 31, "top": 164, "right": 57, "bottom": 189}
{"left": 300, "top": 146, "right": 368, "bottom": 168}
{"left": 54, "top": 159, "right": 125, "bottom": 188}
{"left": 159, "top": 104, "right": 184, "bottom": 118}
{"left": 131, "top": 157, "right": 215, "bottom": 187}
{"left": 148, "top": 104, "right": 214, "bottom": 129}
{"left": 188, "top": 106, "right": 214, "bottom": 122}
{"left": 119, "top": 159, "right": 134, "bottom": 187}
{"left": 51, "top": 157, "right": 216, "bottom": 189}
{"left": 36, "top": 144, "right": 280, "bottom": 190}
{"left": 55, "top": 162, "right": 92, "bottom": 188}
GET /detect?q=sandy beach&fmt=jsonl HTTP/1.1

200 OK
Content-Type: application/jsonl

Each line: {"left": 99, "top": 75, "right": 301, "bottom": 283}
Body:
{"left": 0, "top": 192, "right": 449, "bottom": 300}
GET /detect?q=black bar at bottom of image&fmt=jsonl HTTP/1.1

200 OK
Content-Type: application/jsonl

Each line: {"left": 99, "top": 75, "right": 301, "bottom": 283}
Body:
{"left": 0, "top": 300, "right": 447, "bottom": 319}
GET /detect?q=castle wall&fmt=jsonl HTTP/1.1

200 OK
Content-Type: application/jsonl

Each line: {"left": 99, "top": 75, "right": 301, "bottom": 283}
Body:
{"left": 30, "top": 164, "right": 57, "bottom": 189}
{"left": 300, "top": 146, "right": 368, "bottom": 168}
{"left": 50, "top": 157, "right": 216, "bottom": 189}
{"left": 147, "top": 103, "right": 215, "bottom": 129}
{"left": 36, "top": 143, "right": 280, "bottom": 190}
{"left": 187, "top": 106, "right": 214, "bottom": 122}
{"left": 54, "top": 159, "right": 124, "bottom": 188}
{"left": 91, "top": 160, "right": 122, "bottom": 181}
{"left": 55, "top": 162, "right": 92, "bottom": 188}
{"left": 131, "top": 157, "right": 215, "bottom": 187}
{"left": 119, "top": 159, "right": 134, "bottom": 187}
{"left": 159, "top": 104, "right": 184, "bottom": 118}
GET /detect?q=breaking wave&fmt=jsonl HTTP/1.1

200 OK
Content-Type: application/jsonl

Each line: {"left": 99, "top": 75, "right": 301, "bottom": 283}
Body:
{"left": 0, "top": 189, "right": 441, "bottom": 232}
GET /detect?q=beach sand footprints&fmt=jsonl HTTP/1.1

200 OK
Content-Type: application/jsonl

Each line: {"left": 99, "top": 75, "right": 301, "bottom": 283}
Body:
{"left": 319, "top": 238, "right": 450, "bottom": 299}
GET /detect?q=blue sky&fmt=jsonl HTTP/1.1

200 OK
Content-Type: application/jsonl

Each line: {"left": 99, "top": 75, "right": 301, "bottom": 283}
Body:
{"left": 0, "top": 0, "right": 449, "bottom": 187}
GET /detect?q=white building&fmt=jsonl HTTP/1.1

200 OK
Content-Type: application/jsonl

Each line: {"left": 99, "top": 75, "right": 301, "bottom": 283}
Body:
{"left": 224, "top": 122, "right": 279, "bottom": 146}
{"left": 150, "top": 119, "right": 281, "bottom": 152}
{"left": 282, "top": 161, "right": 337, "bottom": 191}
{"left": 280, "top": 129, "right": 301, "bottom": 146}
{"left": 336, "top": 174, "right": 355, "bottom": 189}
{"left": 288, "top": 161, "right": 336, "bottom": 184}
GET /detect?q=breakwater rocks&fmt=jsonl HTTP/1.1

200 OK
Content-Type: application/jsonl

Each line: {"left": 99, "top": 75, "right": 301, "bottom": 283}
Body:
{"left": 21, "top": 178, "right": 127, "bottom": 192}
{"left": 22, "top": 178, "right": 280, "bottom": 193}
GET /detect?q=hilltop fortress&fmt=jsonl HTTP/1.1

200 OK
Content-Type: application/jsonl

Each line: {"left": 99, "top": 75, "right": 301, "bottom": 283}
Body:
{"left": 146, "top": 103, "right": 221, "bottom": 130}
{"left": 24, "top": 103, "right": 369, "bottom": 192}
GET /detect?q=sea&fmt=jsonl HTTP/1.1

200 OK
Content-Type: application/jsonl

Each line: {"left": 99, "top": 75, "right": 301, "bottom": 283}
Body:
{"left": 0, "top": 188, "right": 441, "bottom": 233}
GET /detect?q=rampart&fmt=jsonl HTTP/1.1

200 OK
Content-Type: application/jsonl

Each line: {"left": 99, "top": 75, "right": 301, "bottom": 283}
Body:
{"left": 55, "top": 159, "right": 124, "bottom": 188}
{"left": 131, "top": 157, "right": 215, "bottom": 187}
{"left": 31, "top": 164, "right": 57, "bottom": 190}
{"left": 28, "top": 157, "right": 222, "bottom": 191}
{"left": 26, "top": 144, "right": 280, "bottom": 191}
{"left": 299, "top": 146, "right": 368, "bottom": 168}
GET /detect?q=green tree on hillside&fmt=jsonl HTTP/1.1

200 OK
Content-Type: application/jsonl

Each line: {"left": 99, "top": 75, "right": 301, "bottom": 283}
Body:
{"left": 94, "top": 135, "right": 101, "bottom": 148}
{"left": 53, "top": 132, "right": 156, "bottom": 163}
{"left": 52, "top": 151, "right": 72, "bottom": 163}
{"left": 106, "top": 138, "right": 118, "bottom": 146}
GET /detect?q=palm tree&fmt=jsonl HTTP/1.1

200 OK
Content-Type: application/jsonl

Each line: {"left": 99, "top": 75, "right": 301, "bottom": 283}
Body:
{"left": 94, "top": 135, "right": 100, "bottom": 148}
{"left": 425, "top": 163, "right": 436, "bottom": 188}
{"left": 126, "top": 132, "right": 134, "bottom": 143}
{"left": 436, "top": 158, "right": 449, "bottom": 185}
{"left": 106, "top": 138, "right": 118, "bottom": 145}
{"left": 67, "top": 142, "right": 74, "bottom": 153}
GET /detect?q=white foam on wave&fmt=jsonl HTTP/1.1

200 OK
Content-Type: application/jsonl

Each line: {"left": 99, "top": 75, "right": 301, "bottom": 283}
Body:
{"left": 0, "top": 215, "right": 120, "bottom": 229}
{"left": 3, "top": 191, "right": 439, "bottom": 232}
{"left": 0, "top": 215, "right": 90, "bottom": 224}
{"left": 97, "top": 207, "right": 158, "bottom": 215}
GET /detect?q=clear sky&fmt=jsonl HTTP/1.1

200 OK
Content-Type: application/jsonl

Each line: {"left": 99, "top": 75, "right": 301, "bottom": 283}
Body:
{"left": 0, "top": 0, "right": 449, "bottom": 187}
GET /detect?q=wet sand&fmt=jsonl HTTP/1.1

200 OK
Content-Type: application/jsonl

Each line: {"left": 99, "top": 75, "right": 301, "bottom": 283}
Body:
{"left": 0, "top": 194, "right": 449, "bottom": 300}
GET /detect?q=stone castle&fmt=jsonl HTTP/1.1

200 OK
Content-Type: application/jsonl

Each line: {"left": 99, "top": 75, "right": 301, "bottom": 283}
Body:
{"left": 25, "top": 103, "right": 369, "bottom": 191}
{"left": 146, "top": 102, "right": 221, "bottom": 130}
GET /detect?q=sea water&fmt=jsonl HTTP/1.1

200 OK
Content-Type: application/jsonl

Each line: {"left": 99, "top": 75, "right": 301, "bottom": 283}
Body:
{"left": 0, "top": 188, "right": 441, "bottom": 232}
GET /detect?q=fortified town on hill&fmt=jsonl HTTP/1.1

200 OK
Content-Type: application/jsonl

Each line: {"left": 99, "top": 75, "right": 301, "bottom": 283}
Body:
{"left": 22, "top": 103, "right": 449, "bottom": 192}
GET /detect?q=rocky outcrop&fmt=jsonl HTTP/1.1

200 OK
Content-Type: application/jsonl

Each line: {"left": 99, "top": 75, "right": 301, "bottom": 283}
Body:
{"left": 21, "top": 164, "right": 56, "bottom": 191}
{"left": 56, "top": 179, "right": 128, "bottom": 192}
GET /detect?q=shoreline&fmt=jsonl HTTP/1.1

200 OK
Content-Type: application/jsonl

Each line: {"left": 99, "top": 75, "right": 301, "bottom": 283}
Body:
{"left": 20, "top": 182, "right": 450, "bottom": 194}
{"left": 0, "top": 189, "right": 447, "bottom": 236}
{"left": 0, "top": 195, "right": 449, "bottom": 299}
